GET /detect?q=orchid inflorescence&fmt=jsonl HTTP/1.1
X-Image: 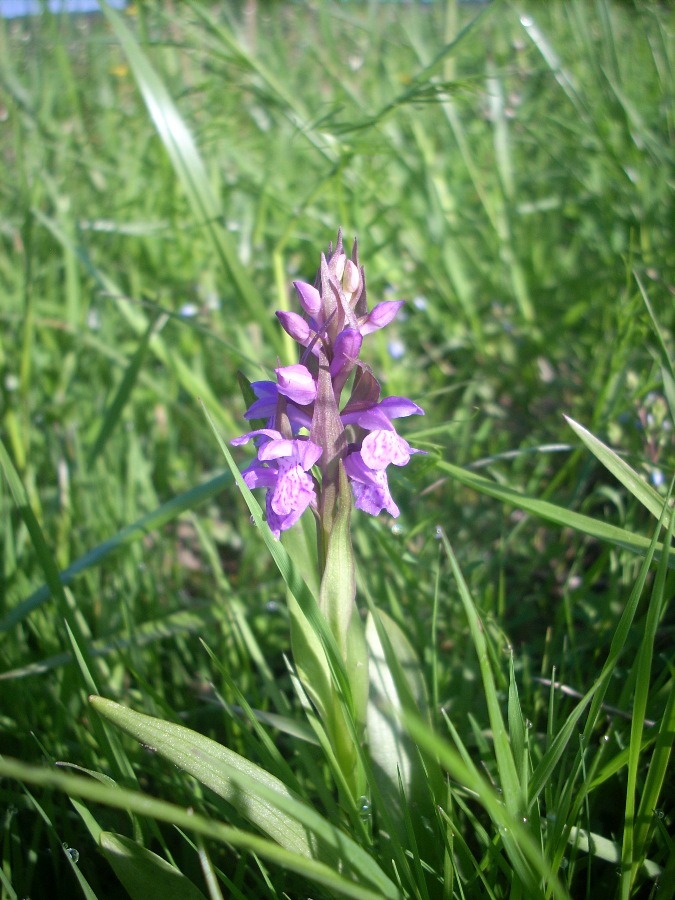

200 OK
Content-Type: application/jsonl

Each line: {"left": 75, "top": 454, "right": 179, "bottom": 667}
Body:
{"left": 232, "top": 230, "right": 424, "bottom": 543}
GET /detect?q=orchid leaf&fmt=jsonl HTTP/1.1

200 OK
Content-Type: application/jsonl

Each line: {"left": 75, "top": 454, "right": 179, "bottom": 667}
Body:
{"left": 0, "top": 756, "right": 395, "bottom": 900}
{"left": 89, "top": 697, "right": 397, "bottom": 897}
{"left": 365, "top": 609, "right": 434, "bottom": 841}
{"left": 100, "top": 832, "right": 207, "bottom": 900}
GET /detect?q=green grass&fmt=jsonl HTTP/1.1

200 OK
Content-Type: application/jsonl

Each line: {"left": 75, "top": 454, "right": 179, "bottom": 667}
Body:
{"left": 0, "top": 1, "right": 673, "bottom": 897}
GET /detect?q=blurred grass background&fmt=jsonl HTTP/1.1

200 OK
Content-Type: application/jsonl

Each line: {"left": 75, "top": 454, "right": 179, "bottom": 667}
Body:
{"left": 0, "top": 0, "right": 673, "bottom": 896}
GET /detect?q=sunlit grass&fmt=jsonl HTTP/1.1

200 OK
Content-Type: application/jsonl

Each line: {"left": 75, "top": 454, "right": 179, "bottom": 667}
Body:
{"left": 0, "top": 1, "right": 673, "bottom": 897}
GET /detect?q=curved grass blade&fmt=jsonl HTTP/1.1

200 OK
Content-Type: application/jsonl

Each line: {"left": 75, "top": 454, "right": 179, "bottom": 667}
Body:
{"left": 98, "top": 2, "right": 273, "bottom": 341}
{"left": 0, "top": 757, "right": 394, "bottom": 900}
{"left": 0, "top": 473, "right": 232, "bottom": 633}
{"left": 88, "top": 312, "right": 166, "bottom": 466}
{"left": 89, "top": 697, "right": 398, "bottom": 899}
{"left": 435, "top": 458, "right": 672, "bottom": 566}
{"left": 564, "top": 416, "right": 672, "bottom": 527}
{"left": 623, "top": 500, "right": 674, "bottom": 894}
{"left": 438, "top": 531, "right": 522, "bottom": 818}
{"left": 399, "top": 713, "right": 571, "bottom": 900}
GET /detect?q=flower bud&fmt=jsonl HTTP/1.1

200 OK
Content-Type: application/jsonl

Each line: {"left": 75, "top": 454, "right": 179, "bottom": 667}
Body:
{"left": 333, "top": 253, "right": 347, "bottom": 281}
{"left": 342, "top": 259, "right": 360, "bottom": 302}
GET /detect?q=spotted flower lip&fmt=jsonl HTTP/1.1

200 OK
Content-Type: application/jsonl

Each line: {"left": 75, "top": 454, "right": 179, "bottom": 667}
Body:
{"left": 231, "top": 429, "right": 323, "bottom": 538}
{"left": 232, "top": 230, "right": 424, "bottom": 536}
{"left": 343, "top": 454, "right": 400, "bottom": 518}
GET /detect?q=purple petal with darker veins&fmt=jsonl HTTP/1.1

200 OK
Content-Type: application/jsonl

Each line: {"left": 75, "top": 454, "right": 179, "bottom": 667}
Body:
{"left": 344, "top": 454, "right": 399, "bottom": 517}
{"left": 352, "top": 478, "right": 400, "bottom": 518}
{"left": 360, "top": 430, "right": 412, "bottom": 470}
{"left": 270, "top": 460, "right": 316, "bottom": 516}
{"left": 266, "top": 494, "right": 312, "bottom": 539}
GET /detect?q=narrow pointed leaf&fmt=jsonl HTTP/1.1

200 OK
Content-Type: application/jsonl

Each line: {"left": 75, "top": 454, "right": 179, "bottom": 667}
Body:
{"left": 89, "top": 697, "right": 397, "bottom": 898}
{"left": 0, "top": 757, "right": 395, "bottom": 900}
{"left": 100, "top": 832, "right": 207, "bottom": 900}
{"left": 436, "top": 458, "right": 672, "bottom": 566}
{"left": 565, "top": 415, "right": 672, "bottom": 527}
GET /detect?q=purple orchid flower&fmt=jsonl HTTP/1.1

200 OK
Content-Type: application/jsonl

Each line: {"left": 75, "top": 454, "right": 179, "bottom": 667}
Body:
{"left": 231, "top": 429, "right": 323, "bottom": 538}
{"left": 232, "top": 230, "right": 424, "bottom": 538}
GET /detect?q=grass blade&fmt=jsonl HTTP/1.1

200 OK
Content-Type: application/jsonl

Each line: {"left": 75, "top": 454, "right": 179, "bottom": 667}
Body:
{"left": 99, "top": 2, "right": 273, "bottom": 341}
{"left": 564, "top": 415, "right": 671, "bottom": 527}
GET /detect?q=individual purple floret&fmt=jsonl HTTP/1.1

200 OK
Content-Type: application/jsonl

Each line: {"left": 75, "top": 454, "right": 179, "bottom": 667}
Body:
{"left": 231, "top": 429, "right": 323, "bottom": 538}
{"left": 232, "top": 230, "right": 424, "bottom": 538}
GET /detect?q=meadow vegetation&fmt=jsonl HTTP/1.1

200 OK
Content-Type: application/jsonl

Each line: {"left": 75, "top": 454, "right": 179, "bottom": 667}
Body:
{"left": 0, "top": 1, "right": 673, "bottom": 897}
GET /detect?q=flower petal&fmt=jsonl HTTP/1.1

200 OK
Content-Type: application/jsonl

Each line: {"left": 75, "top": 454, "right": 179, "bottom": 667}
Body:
{"left": 259, "top": 437, "right": 322, "bottom": 469}
{"left": 243, "top": 382, "right": 278, "bottom": 421}
{"left": 231, "top": 427, "right": 281, "bottom": 447}
{"left": 329, "top": 328, "right": 362, "bottom": 383}
{"left": 293, "top": 281, "right": 322, "bottom": 317}
{"left": 340, "top": 395, "right": 424, "bottom": 430}
{"left": 358, "top": 300, "right": 404, "bottom": 335}
{"left": 360, "top": 429, "right": 411, "bottom": 470}
{"left": 376, "top": 396, "right": 425, "bottom": 418}
{"left": 270, "top": 460, "right": 316, "bottom": 517}
{"left": 344, "top": 455, "right": 400, "bottom": 517}
{"left": 241, "top": 463, "right": 277, "bottom": 490}
{"left": 276, "top": 311, "right": 313, "bottom": 346}
{"left": 276, "top": 364, "right": 317, "bottom": 406}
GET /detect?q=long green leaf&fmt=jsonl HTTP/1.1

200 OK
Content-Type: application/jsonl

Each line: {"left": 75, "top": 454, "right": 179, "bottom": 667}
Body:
{"left": 89, "top": 697, "right": 398, "bottom": 899}
{"left": 100, "top": 832, "right": 207, "bottom": 900}
{"left": 0, "top": 473, "right": 232, "bottom": 633}
{"left": 400, "top": 714, "right": 571, "bottom": 900}
{"left": 99, "top": 1, "right": 273, "bottom": 342}
{"left": 564, "top": 416, "right": 671, "bottom": 527}
{"left": 436, "top": 458, "right": 672, "bottom": 566}
{"left": 0, "top": 756, "right": 394, "bottom": 900}
{"left": 88, "top": 312, "right": 165, "bottom": 465}
{"left": 623, "top": 503, "right": 674, "bottom": 894}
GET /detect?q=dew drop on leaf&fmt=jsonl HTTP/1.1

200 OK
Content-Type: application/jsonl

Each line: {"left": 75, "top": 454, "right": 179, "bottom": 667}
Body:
{"left": 62, "top": 844, "right": 79, "bottom": 864}
{"left": 357, "top": 796, "right": 371, "bottom": 818}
